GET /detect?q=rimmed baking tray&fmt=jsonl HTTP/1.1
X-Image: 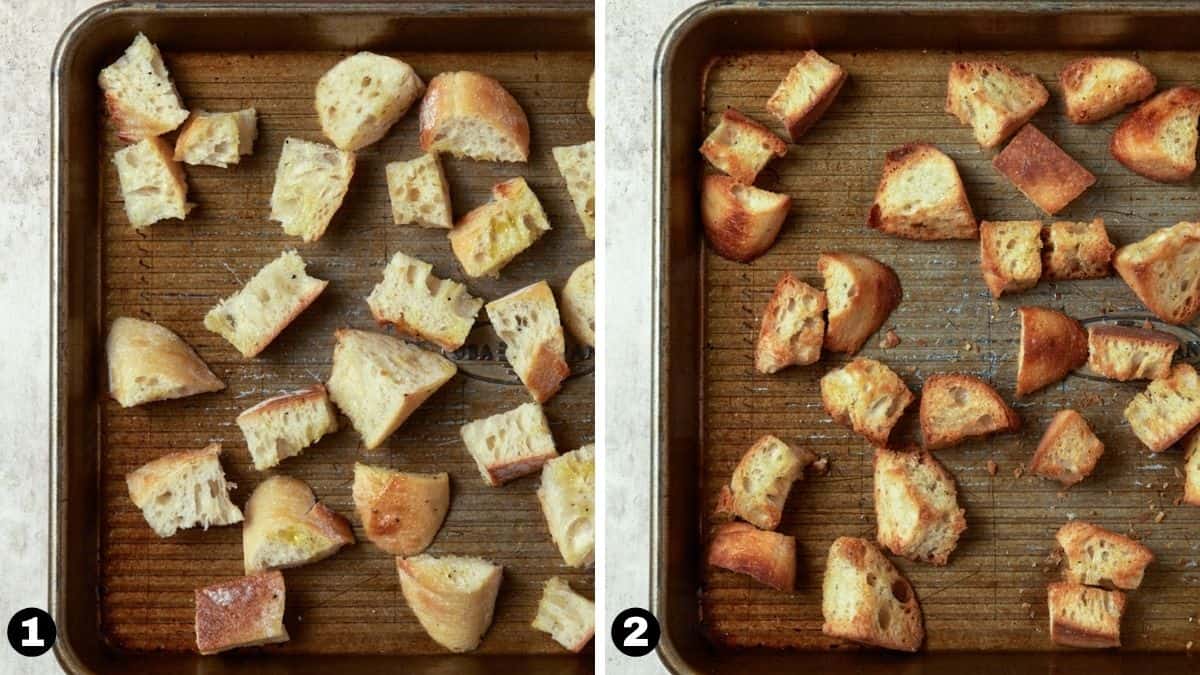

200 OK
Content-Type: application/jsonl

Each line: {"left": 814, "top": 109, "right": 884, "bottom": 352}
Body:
{"left": 51, "top": 2, "right": 594, "bottom": 672}
{"left": 652, "top": 2, "right": 1200, "bottom": 673}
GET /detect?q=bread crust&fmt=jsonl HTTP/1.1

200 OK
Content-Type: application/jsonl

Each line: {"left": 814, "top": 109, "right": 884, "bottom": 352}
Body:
{"left": 1030, "top": 410, "right": 1105, "bottom": 487}
{"left": 1041, "top": 218, "right": 1115, "bottom": 280}
{"left": 419, "top": 71, "right": 530, "bottom": 162}
{"left": 993, "top": 125, "right": 1096, "bottom": 216}
{"left": 1087, "top": 324, "right": 1179, "bottom": 381}
{"left": 707, "top": 521, "right": 796, "bottom": 591}
{"left": 701, "top": 174, "right": 791, "bottom": 262}
{"left": 1111, "top": 87, "right": 1200, "bottom": 182}
{"left": 353, "top": 463, "right": 449, "bottom": 556}
{"left": 820, "top": 358, "right": 914, "bottom": 446}
{"left": 1056, "top": 520, "right": 1154, "bottom": 590}
{"left": 1060, "top": 57, "right": 1156, "bottom": 124}
{"left": 755, "top": 273, "right": 826, "bottom": 373}
{"left": 919, "top": 373, "right": 1020, "bottom": 449}
{"left": 821, "top": 536, "right": 924, "bottom": 652}
{"left": 1017, "top": 306, "right": 1088, "bottom": 396}
{"left": 818, "top": 252, "right": 902, "bottom": 354}
{"left": 1113, "top": 221, "right": 1200, "bottom": 325}
{"left": 701, "top": 108, "right": 789, "bottom": 184}
{"left": 766, "top": 51, "right": 846, "bottom": 142}
{"left": 873, "top": 446, "right": 966, "bottom": 565}
{"left": 1047, "top": 581, "right": 1125, "bottom": 648}
{"left": 194, "top": 571, "right": 288, "bottom": 655}
{"left": 868, "top": 143, "right": 977, "bottom": 240}
{"left": 946, "top": 61, "right": 1049, "bottom": 148}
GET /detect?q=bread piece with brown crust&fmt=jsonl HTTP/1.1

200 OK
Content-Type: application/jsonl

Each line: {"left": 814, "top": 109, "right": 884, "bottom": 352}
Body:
{"left": 765, "top": 51, "right": 846, "bottom": 142}
{"left": 461, "top": 402, "right": 558, "bottom": 486}
{"left": 719, "top": 435, "right": 815, "bottom": 531}
{"left": 1124, "top": 363, "right": 1200, "bottom": 452}
{"left": 873, "top": 447, "right": 966, "bottom": 565}
{"left": 1113, "top": 221, "right": 1200, "bottom": 325}
{"left": 1048, "top": 582, "right": 1125, "bottom": 648}
{"left": 1184, "top": 431, "right": 1200, "bottom": 507}
{"left": 755, "top": 273, "right": 826, "bottom": 374}
{"left": 1042, "top": 218, "right": 1115, "bottom": 280}
{"left": 701, "top": 108, "right": 788, "bottom": 184}
{"left": 236, "top": 385, "right": 338, "bottom": 471}
{"left": 821, "top": 536, "right": 924, "bottom": 652}
{"left": 946, "top": 61, "right": 1049, "bottom": 149}
{"left": 868, "top": 143, "right": 976, "bottom": 240}
{"left": 993, "top": 125, "right": 1096, "bottom": 216}
{"left": 707, "top": 522, "right": 796, "bottom": 592}
{"left": 242, "top": 475, "right": 355, "bottom": 574}
{"left": 1056, "top": 520, "right": 1153, "bottom": 590}
{"left": 821, "top": 358, "right": 914, "bottom": 446}
{"left": 1087, "top": 324, "right": 1179, "bottom": 381}
{"left": 194, "top": 571, "right": 288, "bottom": 655}
{"left": 701, "top": 174, "right": 791, "bottom": 262}
{"left": 1060, "top": 57, "right": 1156, "bottom": 124}
{"left": 1030, "top": 410, "right": 1105, "bottom": 487}
{"left": 980, "top": 220, "right": 1043, "bottom": 297}
{"left": 1110, "top": 87, "right": 1200, "bottom": 182}
{"left": 396, "top": 555, "right": 502, "bottom": 653}
{"left": 419, "top": 71, "right": 529, "bottom": 162}
{"left": 920, "top": 374, "right": 1020, "bottom": 450}
{"left": 352, "top": 463, "right": 449, "bottom": 556}
{"left": 819, "top": 252, "right": 902, "bottom": 354}
{"left": 1017, "top": 306, "right": 1088, "bottom": 397}
{"left": 486, "top": 281, "right": 569, "bottom": 403}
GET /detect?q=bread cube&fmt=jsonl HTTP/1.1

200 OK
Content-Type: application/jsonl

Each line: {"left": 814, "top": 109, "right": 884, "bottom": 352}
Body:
{"left": 242, "top": 475, "right": 354, "bottom": 574}
{"left": 1113, "top": 221, "right": 1200, "bottom": 325}
{"left": 396, "top": 555, "right": 502, "bottom": 653}
{"left": 126, "top": 444, "right": 243, "bottom": 538}
{"left": 946, "top": 61, "right": 1048, "bottom": 148}
{"left": 112, "top": 137, "right": 192, "bottom": 229}
{"left": 174, "top": 109, "right": 257, "bottom": 167}
{"left": 106, "top": 316, "right": 224, "bottom": 407}
{"left": 1047, "top": 582, "right": 1125, "bottom": 648}
{"left": 720, "top": 435, "right": 814, "bottom": 531}
{"left": 269, "top": 137, "right": 355, "bottom": 242}
{"left": 352, "top": 463, "right": 449, "bottom": 556}
{"left": 560, "top": 259, "right": 595, "bottom": 348}
{"left": 1124, "top": 363, "right": 1200, "bottom": 452}
{"left": 755, "top": 273, "right": 826, "bottom": 373}
{"left": 1111, "top": 87, "right": 1200, "bottom": 182}
{"left": 461, "top": 401, "right": 558, "bottom": 486}
{"left": 486, "top": 281, "right": 569, "bottom": 403}
{"left": 194, "top": 571, "right": 288, "bottom": 655}
{"left": 700, "top": 108, "right": 788, "bottom": 184}
{"left": 821, "top": 536, "right": 924, "bottom": 652}
{"left": 532, "top": 577, "right": 595, "bottom": 653}
{"left": 420, "top": 71, "right": 530, "bottom": 162}
{"left": 316, "top": 52, "right": 424, "bottom": 151}
{"left": 821, "top": 358, "right": 914, "bottom": 446}
{"left": 868, "top": 143, "right": 976, "bottom": 240}
{"left": 537, "top": 444, "right": 595, "bottom": 567}
{"left": 552, "top": 141, "right": 596, "bottom": 239}
{"left": 765, "top": 51, "right": 846, "bottom": 141}
{"left": 448, "top": 176, "right": 551, "bottom": 277}
{"left": 1056, "top": 520, "right": 1153, "bottom": 590}
{"left": 98, "top": 33, "right": 188, "bottom": 141}
{"left": 366, "top": 250, "right": 483, "bottom": 351}
{"left": 993, "top": 124, "right": 1096, "bottom": 215}
{"left": 385, "top": 153, "right": 453, "bottom": 228}
{"left": 1042, "top": 218, "right": 1115, "bottom": 280}
{"left": 236, "top": 385, "right": 338, "bottom": 471}
{"left": 1060, "top": 56, "right": 1156, "bottom": 124}
{"left": 873, "top": 447, "right": 966, "bottom": 565}
{"left": 1087, "top": 324, "right": 1179, "bottom": 381}
{"left": 1016, "top": 306, "right": 1088, "bottom": 397}
{"left": 707, "top": 522, "right": 795, "bottom": 592}
{"left": 920, "top": 373, "right": 1020, "bottom": 450}
{"left": 819, "top": 252, "right": 902, "bottom": 354}
{"left": 980, "top": 220, "right": 1043, "bottom": 297}
{"left": 1030, "top": 410, "right": 1105, "bottom": 487}
{"left": 701, "top": 174, "right": 791, "bottom": 262}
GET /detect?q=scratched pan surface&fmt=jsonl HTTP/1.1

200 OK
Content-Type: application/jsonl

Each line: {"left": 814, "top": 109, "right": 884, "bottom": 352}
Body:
{"left": 53, "top": 3, "right": 592, "bottom": 673}
{"left": 654, "top": 3, "right": 1200, "bottom": 673}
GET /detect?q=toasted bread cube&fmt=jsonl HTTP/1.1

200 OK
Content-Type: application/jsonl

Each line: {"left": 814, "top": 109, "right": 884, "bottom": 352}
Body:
{"left": 113, "top": 137, "right": 192, "bottom": 229}
{"left": 946, "top": 61, "right": 1048, "bottom": 149}
{"left": 707, "top": 522, "right": 796, "bottom": 592}
{"left": 1048, "top": 582, "right": 1124, "bottom": 649}
{"left": 174, "top": 109, "right": 257, "bottom": 167}
{"left": 106, "top": 316, "right": 224, "bottom": 407}
{"left": 868, "top": 143, "right": 976, "bottom": 240}
{"left": 385, "top": 153, "right": 453, "bottom": 228}
{"left": 396, "top": 555, "right": 502, "bottom": 653}
{"left": 236, "top": 385, "right": 338, "bottom": 471}
{"left": 448, "top": 177, "right": 551, "bottom": 278}
{"left": 552, "top": 141, "right": 596, "bottom": 239}
{"left": 821, "top": 536, "right": 924, "bottom": 652}
{"left": 1057, "top": 520, "right": 1153, "bottom": 590}
{"left": 243, "top": 476, "right": 355, "bottom": 574}
{"left": 419, "top": 71, "right": 530, "bottom": 162}
{"left": 487, "top": 281, "right": 570, "bottom": 403}
{"left": 326, "top": 328, "right": 457, "bottom": 450}
{"left": 1017, "top": 306, "right": 1088, "bottom": 397}
{"left": 700, "top": 108, "right": 788, "bottom": 184}
{"left": 532, "top": 577, "right": 595, "bottom": 653}
{"left": 1124, "top": 363, "right": 1200, "bottom": 452}
{"left": 920, "top": 373, "right": 1020, "bottom": 450}
{"left": 461, "top": 402, "right": 558, "bottom": 486}
{"left": 821, "top": 358, "right": 914, "bottom": 446}
{"left": 819, "top": 252, "right": 902, "bottom": 354}
{"left": 701, "top": 174, "right": 791, "bottom": 262}
{"left": 1087, "top": 324, "right": 1179, "bottom": 381}
{"left": 98, "top": 33, "right": 188, "bottom": 141}
{"left": 755, "top": 273, "right": 826, "bottom": 374}
{"left": 766, "top": 51, "right": 846, "bottom": 142}
{"left": 366, "top": 250, "right": 483, "bottom": 351}
{"left": 352, "top": 463, "right": 449, "bottom": 556}
{"left": 1184, "top": 432, "right": 1200, "bottom": 506}
{"left": 194, "top": 571, "right": 288, "bottom": 655}
{"left": 1042, "top": 218, "right": 1115, "bottom": 280}
{"left": 204, "top": 250, "right": 328, "bottom": 358}
{"left": 994, "top": 125, "right": 1096, "bottom": 216}
{"left": 269, "top": 138, "right": 355, "bottom": 242}
{"left": 1060, "top": 57, "right": 1156, "bottom": 124}
{"left": 720, "top": 435, "right": 814, "bottom": 531}
{"left": 560, "top": 260, "right": 595, "bottom": 348}
{"left": 126, "top": 444, "right": 243, "bottom": 538}
{"left": 538, "top": 445, "right": 595, "bottom": 567}
{"left": 1113, "top": 221, "right": 1200, "bottom": 325}
{"left": 873, "top": 447, "right": 966, "bottom": 565}
{"left": 316, "top": 52, "right": 424, "bottom": 151}
{"left": 979, "top": 220, "right": 1043, "bottom": 297}
{"left": 1030, "top": 410, "right": 1105, "bottom": 487}
{"left": 1111, "top": 87, "right": 1200, "bottom": 182}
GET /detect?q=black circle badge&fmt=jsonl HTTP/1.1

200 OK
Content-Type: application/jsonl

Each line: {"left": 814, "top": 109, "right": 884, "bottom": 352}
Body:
{"left": 7, "top": 608, "right": 56, "bottom": 657}
{"left": 611, "top": 607, "right": 660, "bottom": 657}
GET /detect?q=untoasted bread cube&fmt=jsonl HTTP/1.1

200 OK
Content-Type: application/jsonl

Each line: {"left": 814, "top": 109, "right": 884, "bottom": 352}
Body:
{"left": 1087, "top": 324, "right": 1179, "bottom": 381}
{"left": 587, "top": 72, "right": 594, "bottom": 117}
{"left": 113, "top": 137, "right": 192, "bottom": 229}
{"left": 419, "top": 71, "right": 530, "bottom": 162}
{"left": 868, "top": 143, "right": 977, "bottom": 240}
{"left": 326, "top": 328, "right": 457, "bottom": 450}
{"left": 1042, "top": 218, "right": 1115, "bottom": 280}
{"left": 819, "top": 252, "right": 902, "bottom": 354}
{"left": 552, "top": 141, "right": 595, "bottom": 239}
{"left": 98, "top": 33, "right": 188, "bottom": 141}
{"left": 126, "top": 444, "right": 243, "bottom": 538}
{"left": 821, "top": 358, "right": 914, "bottom": 446}
{"left": 1111, "top": 87, "right": 1200, "bottom": 182}
{"left": 352, "top": 463, "right": 449, "bottom": 556}
{"left": 1047, "top": 582, "right": 1124, "bottom": 648}
{"left": 448, "top": 177, "right": 551, "bottom": 278}
{"left": 980, "top": 221, "right": 1043, "bottom": 297}
{"left": 538, "top": 445, "right": 595, "bottom": 567}
{"left": 1113, "top": 221, "right": 1200, "bottom": 325}
{"left": 700, "top": 108, "right": 788, "bottom": 184}
{"left": 560, "top": 260, "right": 595, "bottom": 348}
{"left": 722, "top": 435, "right": 815, "bottom": 531}
{"left": 873, "top": 447, "right": 966, "bottom": 565}
{"left": 946, "top": 61, "right": 1049, "bottom": 149}
{"left": 366, "top": 250, "right": 483, "bottom": 351}
{"left": 204, "top": 250, "right": 328, "bottom": 358}
{"left": 1017, "top": 306, "right": 1088, "bottom": 397}
{"left": 766, "top": 51, "right": 846, "bottom": 142}
{"left": 461, "top": 402, "right": 558, "bottom": 486}
{"left": 269, "top": 138, "right": 355, "bottom": 242}
{"left": 236, "top": 385, "right": 338, "bottom": 471}
{"left": 755, "top": 273, "right": 826, "bottom": 374}
{"left": 1030, "top": 410, "right": 1105, "bottom": 487}
{"left": 194, "top": 571, "right": 288, "bottom": 655}
{"left": 707, "top": 522, "right": 796, "bottom": 592}
{"left": 385, "top": 153, "right": 453, "bottom": 228}
{"left": 396, "top": 555, "right": 502, "bottom": 653}
{"left": 1057, "top": 520, "right": 1153, "bottom": 590}
{"left": 1123, "top": 363, "right": 1200, "bottom": 452}
{"left": 174, "top": 109, "right": 257, "bottom": 167}
{"left": 821, "top": 536, "right": 924, "bottom": 652}
{"left": 1184, "top": 432, "right": 1200, "bottom": 506}
{"left": 106, "top": 316, "right": 224, "bottom": 407}
{"left": 994, "top": 125, "right": 1096, "bottom": 215}
{"left": 486, "top": 281, "right": 569, "bottom": 403}
{"left": 701, "top": 174, "right": 791, "bottom": 262}
{"left": 316, "top": 52, "right": 424, "bottom": 151}
{"left": 532, "top": 577, "right": 595, "bottom": 653}
{"left": 920, "top": 373, "right": 1020, "bottom": 450}
{"left": 1060, "top": 57, "right": 1156, "bottom": 124}
{"left": 242, "top": 476, "right": 355, "bottom": 574}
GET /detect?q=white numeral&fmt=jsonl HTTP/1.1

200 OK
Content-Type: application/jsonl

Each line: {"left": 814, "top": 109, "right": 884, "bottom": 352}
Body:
{"left": 623, "top": 616, "right": 648, "bottom": 647}
{"left": 20, "top": 617, "right": 43, "bottom": 648}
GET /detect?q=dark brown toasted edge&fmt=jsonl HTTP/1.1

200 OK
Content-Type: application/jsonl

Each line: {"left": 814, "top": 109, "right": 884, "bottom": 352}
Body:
{"left": 706, "top": 522, "right": 796, "bottom": 592}
{"left": 1029, "top": 410, "right": 1102, "bottom": 486}
{"left": 1059, "top": 57, "right": 1157, "bottom": 124}
{"left": 993, "top": 125, "right": 1096, "bottom": 216}
{"left": 1016, "top": 306, "right": 1088, "bottom": 397}
{"left": 1110, "top": 87, "right": 1200, "bottom": 182}
{"left": 524, "top": 341, "right": 569, "bottom": 404}
{"left": 919, "top": 373, "right": 1021, "bottom": 450}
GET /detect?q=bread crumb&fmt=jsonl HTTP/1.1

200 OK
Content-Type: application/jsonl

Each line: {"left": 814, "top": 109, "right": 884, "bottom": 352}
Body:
{"left": 963, "top": 341, "right": 975, "bottom": 352}
{"left": 879, "top": 329, "right": 901, "bottom": 349}
{"left": 986, "top": 460, "right": 998, "bottom": 476}
{"left": 1188, "top": 640, "right": 1194, "bottom": 651}
{"left": 810, "top": 456, "right": 830, "bottom": 476}
{"left": 1013, "top": 466, "right": 1024, "bottom": 479}
{"left": 1156, "top": 511, "right": 1166, "bottom": 523}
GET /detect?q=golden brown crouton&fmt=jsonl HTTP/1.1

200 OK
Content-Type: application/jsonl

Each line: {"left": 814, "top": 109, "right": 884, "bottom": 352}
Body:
{"left": 720, "top": 435, "right": 816, "bottom": 531}
{"left": 1047, "top": 581, "right": 1125, "bottom": 648}
{"left": 701, "top": 174, "right": 791, "bottom": 262}
{"left": 993, "top": 125, "right": 1096, "bottom": 216}
{"left": 755, "top": 273, "right": 826, "bottom": 374}
{"left": 707, "top": 522, "right": 796, "bottom": 592}
{"left": 701, "top": 109, "right": 788, "bottom": 185}
{"left": 820, "top": 358, "right": 914, "bottom": 446}
{"left": 765, "top": 51, "right": 847, "bottom": 142}
{"left": 1060, "top": 57, "right": 1156, "bottom": 124}
{"left": 946, "top": 61, "right": 1049, "bottom": 148}
{"left": 821, "top": 536, "right": 924, "bottom": 652}
{"left": 1041, "top": 218, "right": 1115, "bottom": 280}
{"left": 1017, "top": 306, "right": 1088, "bottom": 397}
{"left": 868, "top": 143, "right": 977, "bottom": 240}
{"left": 1087, "top": 324, "right": 1179, "bottom": 381}
{"left": 1030, "top": 410, "right": 1105, "bottom": 487}
{"left": 1110, "top": 87, "right": 1200, "bottom": 182}
{"left": 920, "top": 374, "right": 1021, "bottom": 450}
{"left": 1057, "top": 520, "right": 1153, "bottom": 590}
{"left": 1113, "top": 221, "right": 1200, "bottom": 325}
{"left": 1124, "top": 363, "right": 1200, "bottom": 453}
{"left": 980, "top": 220, "right": 1043, "bottom": 297}
{"left": 873, "top": 447, "right": 966, "bottom": 565}
{"left": 818, "top": 252, "right": 902, "bottom": 354}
